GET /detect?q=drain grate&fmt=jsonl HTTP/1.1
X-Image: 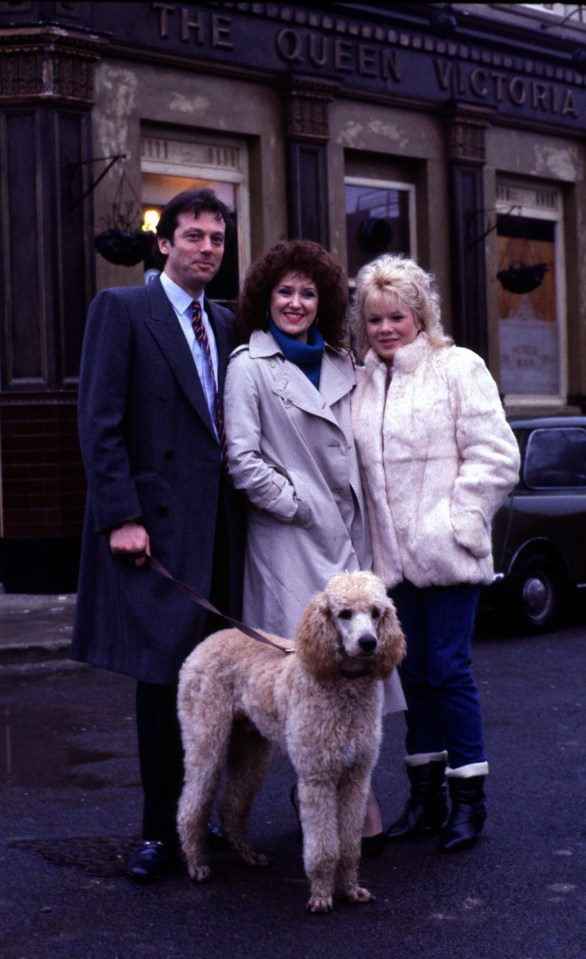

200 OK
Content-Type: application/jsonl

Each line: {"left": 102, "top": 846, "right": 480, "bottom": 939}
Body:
{"left": 9, "top": 835, "right": 138, "bottom": 876}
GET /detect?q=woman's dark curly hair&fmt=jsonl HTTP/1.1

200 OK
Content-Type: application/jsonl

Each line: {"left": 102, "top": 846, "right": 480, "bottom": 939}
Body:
{"left": 235, "top": 240, "right": 349, "bottom": 348}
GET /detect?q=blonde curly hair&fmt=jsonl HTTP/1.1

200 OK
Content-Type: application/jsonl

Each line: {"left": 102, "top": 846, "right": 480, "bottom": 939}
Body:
{"left": 351, "top": 254, "right": 452, "bottom": 358}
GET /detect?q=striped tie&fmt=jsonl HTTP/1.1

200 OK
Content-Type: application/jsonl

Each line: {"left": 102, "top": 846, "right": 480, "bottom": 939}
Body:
{"left": 192, "top": 301, "right": 228, "bottom": 469}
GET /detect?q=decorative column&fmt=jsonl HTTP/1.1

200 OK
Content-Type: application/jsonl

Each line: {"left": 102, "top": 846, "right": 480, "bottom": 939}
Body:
{"left": 0, "top": 22, "right": 106, "bottom": 591}
{"left": 282, "top": 75, "right": 338, "bottom": 246}
{"left": 445, "top": 102, "right": 494, "bottom": 361}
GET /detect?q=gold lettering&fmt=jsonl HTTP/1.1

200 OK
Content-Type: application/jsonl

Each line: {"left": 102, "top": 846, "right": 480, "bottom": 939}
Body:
{"left": 153, "top": 2, "right": 175, "bottom": 39}
{"left": 561, "top": 89, "right": 577, "bottom": 117}
{"left": 532, "top": 82, "right": 548, "bottom": 112}
{"left": 276, "top": 28, "right": 303, "bottom": 64}
{"left": 458, "top": 63, "right": 466, "bottom": 95}
{"left": 334, "top": 38, "right": 353, "bottom": 72}
{"left": 211, "top": 14, "right": 233, "bottom": 50}
{"left": 309, "top": 33, "right": 328, "bottom": 68}
{"left": 358, "top": 44, "right": 378, "bottom": 77}
{"left": 181, "top": 8, "right": 204, "bottom": 43}
{"left": 469, "top": 68, "right": 488, "bottom": 97}
{"left": 508, "top": 77, "right": 526, "bottom": 106}
{"left": 381, "top": 49, "right": 400, "bottom": 82}
{"left": 491, "top": 71, "right": 507, "bottom": 102}
{"left": 434, "top": 59, "right": 452, "bottom": 91}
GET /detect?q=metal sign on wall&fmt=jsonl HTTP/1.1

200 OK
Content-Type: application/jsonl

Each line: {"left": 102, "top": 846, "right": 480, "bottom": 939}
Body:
{"left": 11, "top": 1, "right": 581, "bottom": 132}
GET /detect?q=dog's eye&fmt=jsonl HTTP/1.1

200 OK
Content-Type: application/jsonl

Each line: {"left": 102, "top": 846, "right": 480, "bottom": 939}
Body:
{"left": 371, "top": 607, "right": 381, "bottom": 619}
{"left": 338, "top": 609, "right": 352, "bottom": 620}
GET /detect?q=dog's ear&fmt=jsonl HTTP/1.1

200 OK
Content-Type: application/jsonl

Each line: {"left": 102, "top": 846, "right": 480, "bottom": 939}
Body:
{"left": 295, "top": 592, "right": 341, "bottom": 682}
{"left": 373, "top": 600, "right": 407, "bottom": 680}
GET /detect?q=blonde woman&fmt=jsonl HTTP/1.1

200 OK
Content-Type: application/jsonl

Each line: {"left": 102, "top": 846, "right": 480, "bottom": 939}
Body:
{"left": 351, "top": 255, "right": 519, "bottom": 853}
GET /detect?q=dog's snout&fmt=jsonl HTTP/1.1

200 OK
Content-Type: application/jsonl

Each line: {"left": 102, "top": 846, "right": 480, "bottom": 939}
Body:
{"left": 358, "top": 634, "right": 377, "bottom": 654}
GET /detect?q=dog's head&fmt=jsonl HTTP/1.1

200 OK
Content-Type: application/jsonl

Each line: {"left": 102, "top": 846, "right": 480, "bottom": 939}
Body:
{"left": 295, "top": 571, "right": 406, "bottom": 683}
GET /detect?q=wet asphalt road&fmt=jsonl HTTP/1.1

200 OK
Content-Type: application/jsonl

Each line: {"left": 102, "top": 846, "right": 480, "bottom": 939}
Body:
{"left": 1, "top": 615, "right": 585, "bottom": 959}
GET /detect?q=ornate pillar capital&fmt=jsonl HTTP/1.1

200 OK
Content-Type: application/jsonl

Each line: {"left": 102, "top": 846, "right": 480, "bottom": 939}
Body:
{"left": 0, "top": 24, "right": 107, "bottom": 107}
{"left": 282, "top": 75, "right": 339, "bottom": 142}
{"left": 445, "top": 101, "right": 495, "bottom": 166}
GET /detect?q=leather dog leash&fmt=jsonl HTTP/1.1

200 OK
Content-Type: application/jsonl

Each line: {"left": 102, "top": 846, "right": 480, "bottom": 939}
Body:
{"left": 146, "top": 555, "right": 294, "bottom": 654}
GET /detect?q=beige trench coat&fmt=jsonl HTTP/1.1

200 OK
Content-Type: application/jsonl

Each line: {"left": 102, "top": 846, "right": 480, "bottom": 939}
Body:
{"left": 224, "top": 329, "right": 371, "bottom": 639}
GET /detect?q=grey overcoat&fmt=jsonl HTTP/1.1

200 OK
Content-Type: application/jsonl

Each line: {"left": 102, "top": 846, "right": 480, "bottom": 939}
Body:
{"left": 224, "top": 329, "right": 371, "bottom": 641}
{"left": 71, "top": 278, "right": 246, "bottom": 685}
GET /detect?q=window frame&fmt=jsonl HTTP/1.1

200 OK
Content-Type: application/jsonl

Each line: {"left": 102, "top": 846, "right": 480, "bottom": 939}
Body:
{"left": 496, "top": 179, "right": 566, "bottom": 407}
{"left": 344, "top": 175, "right": 417, "bottom": 284}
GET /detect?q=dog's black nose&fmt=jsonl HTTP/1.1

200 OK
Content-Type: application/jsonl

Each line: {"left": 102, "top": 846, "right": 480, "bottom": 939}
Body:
{"left": 359, "top": 635, "right": 377, "bottom": 653}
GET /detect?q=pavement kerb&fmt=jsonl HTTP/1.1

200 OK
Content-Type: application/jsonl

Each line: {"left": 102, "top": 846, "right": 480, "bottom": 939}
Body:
{"left": 0, "top": 591, "right": 77, "bottom": 666}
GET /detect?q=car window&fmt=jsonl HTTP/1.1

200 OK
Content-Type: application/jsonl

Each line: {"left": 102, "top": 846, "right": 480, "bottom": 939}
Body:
{"left": 524, "top": 428, "right": 586, "bottom": 488}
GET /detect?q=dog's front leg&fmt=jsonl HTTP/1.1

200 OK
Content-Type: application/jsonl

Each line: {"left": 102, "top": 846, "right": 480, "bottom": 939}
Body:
{"left": 336, "top": 769, "right": 375, "bottom": 905}
{"left": 298, "top": 779, "right": 340, "bottom": 913}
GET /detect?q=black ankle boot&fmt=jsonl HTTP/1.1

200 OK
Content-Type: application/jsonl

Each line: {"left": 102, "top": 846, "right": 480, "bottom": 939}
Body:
{"left": 438, "top": 775, "right": 486, "bottom": 853}
{"left": 385, "top": 760, "right": 448, "bottom": 842}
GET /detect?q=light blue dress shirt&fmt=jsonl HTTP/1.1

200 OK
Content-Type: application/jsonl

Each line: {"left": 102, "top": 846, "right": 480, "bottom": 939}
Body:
{"left": 160, "top": 271, "right": 220, "bottom": 437}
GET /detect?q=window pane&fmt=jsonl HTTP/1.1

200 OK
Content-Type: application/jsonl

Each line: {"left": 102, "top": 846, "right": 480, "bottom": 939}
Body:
{"left": 497, "top": 215, "right": 559, "bottom": 396}
{"left": 524, "top": 428, "right": 586, "bottom": 487}
{"left": 345, "top": 183, "right": 411, "bottom": 279}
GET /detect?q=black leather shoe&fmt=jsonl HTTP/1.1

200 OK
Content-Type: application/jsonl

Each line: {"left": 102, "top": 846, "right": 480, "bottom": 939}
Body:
{"left": 127, "top": 840, "right": 174, "bottom": 883}
{"left": 438, "top": 776, "right": 486, "bottom": 854}
{"left": 385, "top": 760, "right": 448, "bottom": 842}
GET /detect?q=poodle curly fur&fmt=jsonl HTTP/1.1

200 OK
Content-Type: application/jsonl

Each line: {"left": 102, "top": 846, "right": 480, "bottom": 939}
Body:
{"left": 177, "top": 570, "right": 406, "bottom": 913}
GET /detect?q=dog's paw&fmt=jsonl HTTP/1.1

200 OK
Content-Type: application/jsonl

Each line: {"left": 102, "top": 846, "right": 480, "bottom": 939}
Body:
{"left": 345, "top": 885, "right": 375, "bottom": 904}
{"left": 306, "top": 895, "right": 334, "bottom": 913}
{"left": 188, "top": 864, "right": 212, "bottom": 882}
{"left": 238, "top": 850, "right": 271, "bottom": 868}
{"left": 248, "top": 852, "right": 271, "bottom": 867}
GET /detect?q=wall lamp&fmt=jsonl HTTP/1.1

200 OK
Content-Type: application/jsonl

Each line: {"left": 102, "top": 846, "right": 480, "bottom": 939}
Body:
{"left": 538, "top": 6, "right": 586, "bottom": 73}
{"left": 571, "top": 46, "right": 586, "bottom": 69}
{"left": 539, "top": 5, "right": 585, "bottom": 31}
{"left": 429, "top": 4, "right": 458, "bottom": 39}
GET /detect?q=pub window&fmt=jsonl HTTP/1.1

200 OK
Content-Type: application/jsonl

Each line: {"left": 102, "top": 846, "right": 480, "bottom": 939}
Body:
{"left": 345, "top": 177, "right": 416, "bottom": 281}
{"left": 496, "top": 181, "right": 565, "bottom": 403}
{"left": 140, "top": 130, "right": 250, "bottom": 303}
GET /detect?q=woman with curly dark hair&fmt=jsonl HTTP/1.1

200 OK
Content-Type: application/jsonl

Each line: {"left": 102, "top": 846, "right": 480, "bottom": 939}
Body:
{"left": 224, "top": 240, "right": 405, "bottom": 857}
{"left": 233, "top": 240, "right": 349, "bottom": 347}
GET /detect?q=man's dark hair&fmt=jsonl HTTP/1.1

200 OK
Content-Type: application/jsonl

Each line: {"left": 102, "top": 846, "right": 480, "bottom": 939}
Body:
{"left": 156, "top": 187, "right": 235, "bottom": 247}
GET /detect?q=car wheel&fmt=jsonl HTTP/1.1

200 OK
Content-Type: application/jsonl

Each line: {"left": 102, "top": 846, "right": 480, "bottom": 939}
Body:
{"left": 510, "top": 554, "right": 564, "bottom": 632}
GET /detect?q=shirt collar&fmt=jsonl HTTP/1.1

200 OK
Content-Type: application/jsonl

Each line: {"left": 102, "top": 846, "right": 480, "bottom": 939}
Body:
{"left": 160, "top": 271, "right": 203, "bottom": 318}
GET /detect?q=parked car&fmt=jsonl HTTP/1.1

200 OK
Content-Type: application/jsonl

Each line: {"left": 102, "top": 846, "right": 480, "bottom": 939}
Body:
{"left": 488, "top": 416, "right": 586, "bottom": 631}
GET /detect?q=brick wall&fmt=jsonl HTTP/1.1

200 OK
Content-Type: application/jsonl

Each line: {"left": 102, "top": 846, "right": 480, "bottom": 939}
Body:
{"left": 0, "top": 395, "right": 86, "bottom": 591}
{"left": 1, "top": 395, "right": 86, "bottom": 538}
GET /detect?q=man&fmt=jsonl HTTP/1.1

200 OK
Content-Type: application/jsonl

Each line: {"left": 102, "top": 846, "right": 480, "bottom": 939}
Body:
{"left": 72, "top": 187, "right": 245, "bottom": 882}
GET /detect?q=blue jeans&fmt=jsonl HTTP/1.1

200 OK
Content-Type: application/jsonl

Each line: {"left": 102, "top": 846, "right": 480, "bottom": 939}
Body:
{"left": 390, "top": 581, "right": 485, "bottom": 770}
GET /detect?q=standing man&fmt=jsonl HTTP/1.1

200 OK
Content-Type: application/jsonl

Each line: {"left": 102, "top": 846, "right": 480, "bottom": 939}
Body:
{"left": 72, "top": 188, "right": 245, "bottom": 882}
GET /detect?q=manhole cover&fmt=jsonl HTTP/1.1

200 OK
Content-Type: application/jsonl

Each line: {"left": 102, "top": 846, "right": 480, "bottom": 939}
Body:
{"left": 9, "top": 835, "right": 138, "bottom": 876}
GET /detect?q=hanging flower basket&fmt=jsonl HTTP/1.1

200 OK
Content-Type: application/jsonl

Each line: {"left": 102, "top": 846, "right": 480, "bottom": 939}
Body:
{"left": 94, "top": 229, "right": 156, "bottom": 267}
{"left": 496, "top": 263, "right": 548, "bottom": 295}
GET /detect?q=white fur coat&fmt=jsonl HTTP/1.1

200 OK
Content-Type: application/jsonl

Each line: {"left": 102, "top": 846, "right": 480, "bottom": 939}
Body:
{"left": 352, "top": 334, "right": 520, "bottom": 588}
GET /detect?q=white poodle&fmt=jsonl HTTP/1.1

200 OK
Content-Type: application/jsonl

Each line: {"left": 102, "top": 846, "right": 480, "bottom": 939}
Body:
{"left": 177, "top": 570, "right": 405, "bottom": 913}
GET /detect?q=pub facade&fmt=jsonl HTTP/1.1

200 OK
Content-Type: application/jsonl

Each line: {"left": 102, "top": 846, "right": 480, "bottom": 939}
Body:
{"left": 1, "top": 1, "right": 585, "bottom": 590}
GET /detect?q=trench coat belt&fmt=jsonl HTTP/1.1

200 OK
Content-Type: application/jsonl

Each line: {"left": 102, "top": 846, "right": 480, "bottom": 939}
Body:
{"left": 146, "top": 555, "right": 294, "bottom": 654}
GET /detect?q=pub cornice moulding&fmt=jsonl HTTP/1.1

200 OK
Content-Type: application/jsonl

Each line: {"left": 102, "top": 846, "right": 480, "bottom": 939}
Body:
{"left": 0, "top": 25, "right": 108, "bottom": 106}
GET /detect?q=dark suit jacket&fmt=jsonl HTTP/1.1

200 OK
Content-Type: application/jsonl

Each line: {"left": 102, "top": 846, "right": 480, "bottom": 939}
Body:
{"left": 71, "top": 277, "right": 245, "bottom": 684}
